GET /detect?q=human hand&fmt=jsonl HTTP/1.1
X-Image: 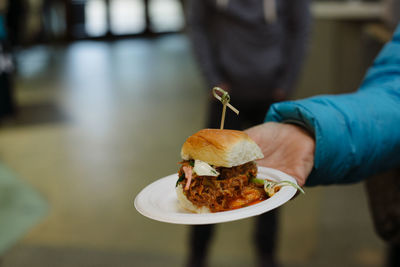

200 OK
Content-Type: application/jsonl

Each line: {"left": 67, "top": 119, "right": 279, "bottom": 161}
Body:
{"left": 245, "top": 122, "right": 315, "bottom": 187}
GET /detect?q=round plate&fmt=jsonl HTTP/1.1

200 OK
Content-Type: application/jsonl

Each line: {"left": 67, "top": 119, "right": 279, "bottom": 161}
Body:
{"left": 134, "top": 167, "right": 298, "bottom": 225}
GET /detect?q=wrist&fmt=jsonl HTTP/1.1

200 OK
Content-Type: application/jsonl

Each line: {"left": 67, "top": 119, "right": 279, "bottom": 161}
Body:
{"left": 282, "top": 123, "right": 315, "bottom": 187}
{"left": 282, "top": 119, "right": 315, "bottom": 139}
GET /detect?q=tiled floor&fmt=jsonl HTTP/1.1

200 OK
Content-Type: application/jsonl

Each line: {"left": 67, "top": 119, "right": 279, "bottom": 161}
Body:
{"left": 0, "top": 35, "right": 386, "bottom": 267}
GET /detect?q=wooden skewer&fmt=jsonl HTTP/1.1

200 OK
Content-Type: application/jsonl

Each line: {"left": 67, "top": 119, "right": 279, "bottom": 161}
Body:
{"left": 212, "top": 87, "right": 239, "bottom": 129}
{"left": 220, "top": 103, "right": 227, "bottom": 129}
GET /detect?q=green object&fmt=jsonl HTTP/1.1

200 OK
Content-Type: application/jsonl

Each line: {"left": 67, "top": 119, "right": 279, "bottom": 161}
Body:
{"left": 250, "top": 177, "right": 305, "bottom": 194}
{"left": 175, "top": 173, "right": 185, "bottom": 187}
{"left": 250, "top": 178, "right": 265, "bottom": 185}
{"left": 0, "top": 162, "right": 48, "bottom": 255}
{"left": 273, "top": 180, "right": 305, "bottom": 194}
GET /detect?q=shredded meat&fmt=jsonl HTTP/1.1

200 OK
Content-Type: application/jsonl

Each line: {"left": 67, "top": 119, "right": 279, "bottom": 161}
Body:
{"left": 178, "top": 161, "right": 267, "bottom": 212}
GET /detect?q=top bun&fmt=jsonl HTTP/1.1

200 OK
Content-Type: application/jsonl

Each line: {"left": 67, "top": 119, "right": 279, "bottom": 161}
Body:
{"left": 181, "top": 129, "right": 264, "bottom": 167}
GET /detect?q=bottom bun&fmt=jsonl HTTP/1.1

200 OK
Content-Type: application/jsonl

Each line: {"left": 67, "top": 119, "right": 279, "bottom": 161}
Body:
{"left": 176, "top": 184, "right": 211, "bottom": 213}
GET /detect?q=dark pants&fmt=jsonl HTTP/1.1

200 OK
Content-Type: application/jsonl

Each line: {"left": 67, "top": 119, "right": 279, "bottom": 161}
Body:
{"left": 0, "top": 41, "right": 15, "bottom": 120}
{"left": 388, "top": 243, "right": 400, "bottom": 267}
{"left": 0, "top": 72, "right": 15, "bottom": 119}
{"left": 187, "top": 99, "right": 279, "bottom": 267}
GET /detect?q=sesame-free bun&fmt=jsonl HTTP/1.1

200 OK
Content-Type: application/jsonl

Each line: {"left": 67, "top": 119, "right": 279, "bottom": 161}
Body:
{"left": 176, "top": 184, "right": 211, "bottom": 213}
{"left": 181, "top": 129, "right": 264, "bottom": 168}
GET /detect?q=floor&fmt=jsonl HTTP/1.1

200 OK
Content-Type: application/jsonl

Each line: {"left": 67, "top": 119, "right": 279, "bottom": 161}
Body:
{"left": 0, "top": 34, "right": 386, "bottom": 267}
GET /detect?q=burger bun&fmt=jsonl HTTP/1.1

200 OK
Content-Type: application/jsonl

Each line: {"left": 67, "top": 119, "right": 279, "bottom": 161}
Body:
{"left": 181, "top": 129, "right": 264, "bottom": 167}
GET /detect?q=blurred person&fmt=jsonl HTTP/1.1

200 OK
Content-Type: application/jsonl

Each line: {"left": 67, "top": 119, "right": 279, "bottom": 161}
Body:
{"left": 185, "top": 0, "right": 311, "bottom": 266}
{"left": 246, "top": 23, "right": 400, "bottom": 267}
{"left": 5, "top": 0, "right": 26, "bottom": 47}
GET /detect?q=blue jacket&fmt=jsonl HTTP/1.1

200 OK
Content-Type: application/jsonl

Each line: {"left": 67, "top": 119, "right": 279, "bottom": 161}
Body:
{"left": 266, "top": 24, "right": 400, "bottom": 186}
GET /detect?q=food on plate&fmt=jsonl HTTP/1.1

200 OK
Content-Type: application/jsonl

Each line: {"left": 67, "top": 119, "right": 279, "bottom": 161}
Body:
{"left": 175, "top": 128, "right": 279, "bottom": 213}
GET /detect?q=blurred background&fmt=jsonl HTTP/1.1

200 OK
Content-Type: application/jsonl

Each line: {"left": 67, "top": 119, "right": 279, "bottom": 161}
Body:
{"left": 0, "top": 0, "right": 398, "bottom": 266}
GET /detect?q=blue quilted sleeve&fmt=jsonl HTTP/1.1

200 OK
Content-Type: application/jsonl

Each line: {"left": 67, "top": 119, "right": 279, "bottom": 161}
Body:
{"left": 265, "top": 24, "right": 400, "bottom": 186}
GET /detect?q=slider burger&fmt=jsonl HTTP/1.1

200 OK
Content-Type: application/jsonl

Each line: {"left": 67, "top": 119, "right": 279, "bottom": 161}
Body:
{"left": 176, "top": 129, "right": 268, "bottom": 213}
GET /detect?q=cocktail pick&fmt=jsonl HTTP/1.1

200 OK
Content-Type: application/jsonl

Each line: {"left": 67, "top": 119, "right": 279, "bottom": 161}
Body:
{"left": 212, "top": 87, "right": 239, "bottom": 129}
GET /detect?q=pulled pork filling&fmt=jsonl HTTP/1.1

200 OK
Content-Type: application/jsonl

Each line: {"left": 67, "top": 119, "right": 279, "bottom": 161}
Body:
{"left": 178, "top": 160, "right": 267, "bottom": 212}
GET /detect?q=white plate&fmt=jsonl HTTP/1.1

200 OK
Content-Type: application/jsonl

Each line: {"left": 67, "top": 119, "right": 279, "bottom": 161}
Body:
{"left": 134, "top": 167, "right": 298, "bottom": 225}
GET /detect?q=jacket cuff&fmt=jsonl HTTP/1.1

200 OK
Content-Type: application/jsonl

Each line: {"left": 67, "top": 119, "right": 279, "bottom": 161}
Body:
{"left": 281, "top": 119, "right": 315, "bottom": 138}
{"left": 264, "top": 97, "right": 359, "bottom": 186}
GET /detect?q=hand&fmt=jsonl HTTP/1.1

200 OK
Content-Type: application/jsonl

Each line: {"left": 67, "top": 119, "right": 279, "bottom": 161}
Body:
{"left": 245, "top": 122, "right": 315, "bottom": 187}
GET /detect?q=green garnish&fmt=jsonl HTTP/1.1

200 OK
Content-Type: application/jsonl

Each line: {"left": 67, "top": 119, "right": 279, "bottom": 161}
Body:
{"left": 275, "top": 180, "right": 305, "bottom": 194}
{"left": 189, "top": 160, "right": 195, "bottom": 167}
{"left": 250, "top": 178, "right": 265, "bottom": 185}
{"left": 250, "top": 178, "right": 305, "bottom": 194}
{"left": 176, "top": 173, "right": 185, "bottom": 187}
